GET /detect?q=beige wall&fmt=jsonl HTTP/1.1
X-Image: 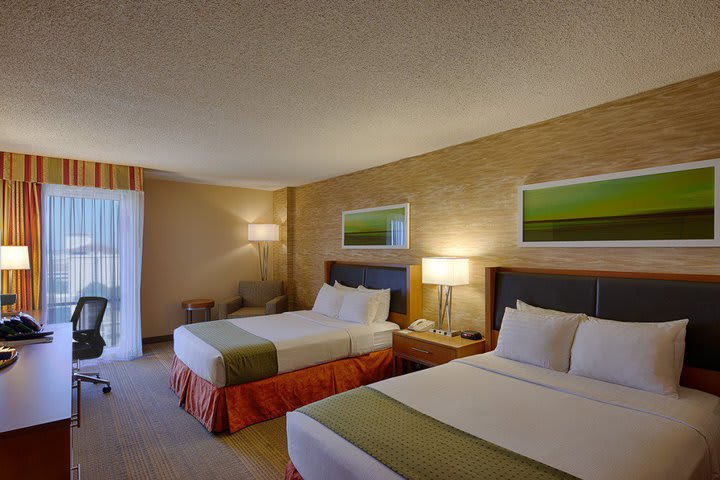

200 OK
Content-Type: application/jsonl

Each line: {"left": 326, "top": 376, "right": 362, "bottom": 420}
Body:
{"left": 141, "top": 178, "right": 274, "bottom": 338}
{"left": 283, "top": 72, "right": 720, "bottom": 331}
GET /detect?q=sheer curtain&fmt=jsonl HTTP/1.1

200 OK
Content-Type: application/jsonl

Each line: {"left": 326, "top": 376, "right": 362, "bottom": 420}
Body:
{"left": 41, "top": 184, "right": 144, "bottom": 361}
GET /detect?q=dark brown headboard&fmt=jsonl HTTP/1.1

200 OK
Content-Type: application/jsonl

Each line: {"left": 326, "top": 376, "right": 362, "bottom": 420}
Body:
{"left": 485, "top": 267, "right": 720, "bottom": 396}
{"left": 324, "top": 261, "right": 422, "bottom": 329}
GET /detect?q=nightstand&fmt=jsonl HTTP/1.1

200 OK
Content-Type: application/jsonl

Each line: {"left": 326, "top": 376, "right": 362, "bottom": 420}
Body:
{"left": 392, "top": 330, "right": 485, "bottom": 375}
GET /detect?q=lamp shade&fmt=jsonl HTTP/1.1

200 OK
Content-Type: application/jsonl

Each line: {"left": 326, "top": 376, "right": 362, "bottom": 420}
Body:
{"left": 1, "top": 246, "right": 30, "bottom": 270}
{"left": 248, "top": 224, "right": 279, "bottom": 242}
{"left": 422, "top": 257, "right": 469, "bottom": 286}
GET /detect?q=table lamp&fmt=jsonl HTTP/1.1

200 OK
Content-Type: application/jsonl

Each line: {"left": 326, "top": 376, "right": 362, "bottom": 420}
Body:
{"left": 422, "top": 257, "right": 469, "bottom": 337}
{"left": 248, "top": 224, "right": 279, "bottom": 281}
{"left": 1, "top": 246, "right": 31, "bottom": 309}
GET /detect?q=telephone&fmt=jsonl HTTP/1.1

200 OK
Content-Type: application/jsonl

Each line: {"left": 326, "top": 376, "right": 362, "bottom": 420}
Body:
{"left": 18, "top": 312, "right": 42, "bottom": 332}
{"left": 408, "top": 319, "right": 435, "bottom": 332}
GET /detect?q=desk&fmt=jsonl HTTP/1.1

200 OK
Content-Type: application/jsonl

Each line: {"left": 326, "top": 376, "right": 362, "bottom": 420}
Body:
{"left": 0, "top": 322, "right": 74, "bottom": 479}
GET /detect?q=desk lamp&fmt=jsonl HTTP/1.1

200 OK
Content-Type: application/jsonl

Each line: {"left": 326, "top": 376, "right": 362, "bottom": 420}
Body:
{"left": 422, "top": 257, "right": 469, "bottom": 336}
{"left": 1, "top": 246, "right": 30, "bottom": 310}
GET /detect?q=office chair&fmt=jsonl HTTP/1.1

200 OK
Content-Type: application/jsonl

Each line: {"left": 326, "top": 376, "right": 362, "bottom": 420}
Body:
{"left": 72, "top": 297, "right": 112, "bottom": 393}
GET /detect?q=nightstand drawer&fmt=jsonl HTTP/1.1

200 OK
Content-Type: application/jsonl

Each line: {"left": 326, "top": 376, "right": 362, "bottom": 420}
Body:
{"left": 393, "top": 334, "right": 455, "bottom": 365}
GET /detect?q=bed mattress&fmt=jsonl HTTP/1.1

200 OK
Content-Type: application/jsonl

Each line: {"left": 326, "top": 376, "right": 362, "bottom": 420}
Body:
{"left": 287, "top": 353, "right": 720, "bottom": 480}
{"left": 174, "top": 310, "right": 398, "bottom": 387}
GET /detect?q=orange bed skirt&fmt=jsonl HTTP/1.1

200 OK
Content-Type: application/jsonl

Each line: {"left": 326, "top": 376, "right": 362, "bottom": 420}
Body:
{"left": 285, "top": 460, "right": 303, "bottom": 480}
{"left": 170, "top": 348, "right": 393, "bottom": 433}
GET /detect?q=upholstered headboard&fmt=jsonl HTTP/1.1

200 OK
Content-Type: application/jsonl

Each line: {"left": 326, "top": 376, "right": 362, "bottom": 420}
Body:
{"left": 485, "top": 267, "right": 720, "bottom": 395}
{"left": 324, "top": 261, "right": 422, "bottom": 328}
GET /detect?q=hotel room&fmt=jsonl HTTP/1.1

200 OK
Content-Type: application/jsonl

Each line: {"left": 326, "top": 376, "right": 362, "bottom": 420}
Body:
{"left": 1, "top": 1, "right": 720, "bottom": 479}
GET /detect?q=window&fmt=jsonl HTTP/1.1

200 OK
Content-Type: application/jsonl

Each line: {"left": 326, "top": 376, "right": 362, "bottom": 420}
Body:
{"left": 42, "top": 189, "right": 121, "bottom": 345}
{"left": 41, "top": 184, "right": 144, "bottom": 361}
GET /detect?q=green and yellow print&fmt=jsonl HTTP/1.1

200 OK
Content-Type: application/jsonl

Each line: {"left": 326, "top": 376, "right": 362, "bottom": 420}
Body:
{"left": 344, "top": 207, "right": 406, "bottom": 246}
{"left": 523, "top": 167, "right": 715, "bottom": 242}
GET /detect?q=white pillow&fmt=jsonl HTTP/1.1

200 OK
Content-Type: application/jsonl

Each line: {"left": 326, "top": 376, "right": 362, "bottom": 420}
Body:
{"left": 569, "top": 317, "right": 688, "bottom": 397}
{"left": 358, "top": 285, "right": 391, "bottom": 323}
{"left": 338, "top": 291, "right": 379, "bottom": 325}
{"left": 494, "top": 307, "right": 583, "bottom": 372}
{"left": 312, "top": 283, "right": 346, "bottom": 318}
{"left": 333, "top": 282, "right": 390, "bottom": 323}
{"left": 334, "top": 281, "right": 357, "bottom": 292}
{"left": 517, "top": 299, "right": 583, "bottom": 318}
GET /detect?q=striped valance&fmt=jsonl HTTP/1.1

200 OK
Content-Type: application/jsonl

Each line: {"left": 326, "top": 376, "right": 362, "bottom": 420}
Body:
{"left": 1, "top": 151, "right": 143, "bottom": 191}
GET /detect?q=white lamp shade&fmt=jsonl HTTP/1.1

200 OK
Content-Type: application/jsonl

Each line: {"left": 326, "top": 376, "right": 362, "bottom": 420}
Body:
{"left": 1, "top": 246, "right": 30, "bottom": 270}
{"left": 422, "top": 257, "right": 469, "bottom": 286}
{"left": 248, "top": 224, "right": 279, "bottom": 242}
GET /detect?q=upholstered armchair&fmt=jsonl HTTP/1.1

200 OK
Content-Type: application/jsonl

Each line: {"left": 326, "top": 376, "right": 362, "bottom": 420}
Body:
{"left": 218, "top": 280, "right": 288, "bottom": 319}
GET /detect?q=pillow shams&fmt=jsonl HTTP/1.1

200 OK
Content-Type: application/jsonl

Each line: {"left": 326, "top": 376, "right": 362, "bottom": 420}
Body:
{"left": 334, "top": 281, "right": 357, "bottom": 292}
{"left": 312, "top": 283, "right": 345, "bottom": 318}
{"left": 516, "top": 300, "right": 583, "bottom": 318}
{"left": 516, "top": 299, "right": 689, "bottom": 396}
{"left": 569, "top": 317, "right": 688, "bottom": 397}
{"left": 333, "top": 282, "right": 390, "bottom": 323}
{"left": 338, "top": 291, "right": 379, "bottom": 324}
{"left": 494, "top": 308, "right": 583, "bottom": 372}
{"left": 358, "top": 285, "right": 391, "bottom": 323}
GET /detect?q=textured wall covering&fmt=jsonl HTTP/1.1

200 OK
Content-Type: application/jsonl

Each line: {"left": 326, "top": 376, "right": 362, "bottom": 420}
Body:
{"left": 273, "top": 187, "right": 296, "bottom": 309}
{"left": 283, "top": 72, "right": 720, "bottom": 331}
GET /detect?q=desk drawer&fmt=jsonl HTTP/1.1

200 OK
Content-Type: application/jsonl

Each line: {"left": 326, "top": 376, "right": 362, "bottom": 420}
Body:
{"left": 393, "top": 335, "right": 455, "bottom": 365}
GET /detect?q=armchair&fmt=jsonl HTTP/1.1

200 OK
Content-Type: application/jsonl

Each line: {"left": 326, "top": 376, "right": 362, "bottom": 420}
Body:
{"left": 219, "top": 280, "right": 288, "bottom": 319}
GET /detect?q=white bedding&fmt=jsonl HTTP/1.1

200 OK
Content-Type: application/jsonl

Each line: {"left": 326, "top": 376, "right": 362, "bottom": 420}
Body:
{"left": 287, "top": 353, "right": 720, "bottom": 480}
{"left": 173, "top": 310, "right": 398, "bottom": 387}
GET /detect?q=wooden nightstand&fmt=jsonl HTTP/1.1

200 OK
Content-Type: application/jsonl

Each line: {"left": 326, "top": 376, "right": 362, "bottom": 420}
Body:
{"left": 392, "top": 330, "right": 485, "bottom": 375}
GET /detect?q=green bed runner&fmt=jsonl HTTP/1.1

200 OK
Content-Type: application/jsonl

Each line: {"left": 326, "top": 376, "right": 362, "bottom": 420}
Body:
{"left": 184, "top": 320, "right": 278, "bottom": 386}
{"left": 298, "top": 386, "right": 578, "bottom": 480}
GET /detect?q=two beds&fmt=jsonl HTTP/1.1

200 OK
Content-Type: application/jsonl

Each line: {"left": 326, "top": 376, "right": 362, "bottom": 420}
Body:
{"left": 170, "top": 261, "right": 421, "bottom": 432}
{"left": 286, "top": 267, "right": 720, "bottom": 480}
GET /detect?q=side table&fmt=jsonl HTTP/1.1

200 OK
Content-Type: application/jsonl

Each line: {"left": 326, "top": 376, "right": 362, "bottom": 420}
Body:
{"left": 181, "top": 299, "right": 215, "bottom": 324}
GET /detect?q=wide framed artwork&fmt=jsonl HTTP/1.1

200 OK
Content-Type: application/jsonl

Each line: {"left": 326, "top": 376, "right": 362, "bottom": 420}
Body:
{"left": 518, "top": 159, "right": 720, "bottom": 247}
{"left": 342, "top": 203, "right": 410, "bottom": 249}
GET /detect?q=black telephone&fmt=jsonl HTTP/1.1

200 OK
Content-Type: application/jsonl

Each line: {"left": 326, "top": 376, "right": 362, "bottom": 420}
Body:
{"left": 17, "top": 312, "right": 42, "bottom": 332}
{"left": 0, "top": 312, "right": 49, "bottom": 340}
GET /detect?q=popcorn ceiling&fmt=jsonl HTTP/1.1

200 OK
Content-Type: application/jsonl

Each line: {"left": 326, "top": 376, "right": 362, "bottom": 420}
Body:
{"left": 1, "top": 0, "right": 718, "bottom": 189}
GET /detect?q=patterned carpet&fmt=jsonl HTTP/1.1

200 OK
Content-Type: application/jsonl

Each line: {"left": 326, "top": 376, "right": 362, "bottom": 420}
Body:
{"left": 73, "top": 342, "right": 289, "bottom": 480}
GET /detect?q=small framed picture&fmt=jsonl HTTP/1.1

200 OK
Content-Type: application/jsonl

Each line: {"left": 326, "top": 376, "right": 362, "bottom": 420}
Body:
{"left": 342, "top": 203, "right": 410, "bottom": 249}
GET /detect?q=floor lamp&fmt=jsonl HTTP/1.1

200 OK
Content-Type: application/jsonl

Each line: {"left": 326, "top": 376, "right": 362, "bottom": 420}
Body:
{"left": 422, "top": 257, "right": 469, "bottom": 337}
{"left": 248, "top": 224, "right": 279, "bottom": 281}
{"left": 1, "top": 246, "right": 31, "bottom": 311}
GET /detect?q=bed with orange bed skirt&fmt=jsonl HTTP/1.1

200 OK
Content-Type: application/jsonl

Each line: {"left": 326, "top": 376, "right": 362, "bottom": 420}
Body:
{"left": 170, "top": 348, "right": 393, "bottom": 433}
{"left": 284, "top": 460, "right": 303, "bottom": 480}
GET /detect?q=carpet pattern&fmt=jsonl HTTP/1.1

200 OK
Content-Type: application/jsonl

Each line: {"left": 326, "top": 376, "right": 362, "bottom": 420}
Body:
{"left": 73, "top": 342, "right": 289, "bottom": 480}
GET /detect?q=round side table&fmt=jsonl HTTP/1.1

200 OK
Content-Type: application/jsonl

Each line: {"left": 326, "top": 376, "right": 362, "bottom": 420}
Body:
{"left": 181, "top": 299, "right": 215, "bottom": 324}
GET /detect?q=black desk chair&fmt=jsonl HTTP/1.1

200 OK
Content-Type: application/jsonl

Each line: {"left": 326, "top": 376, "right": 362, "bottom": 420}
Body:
{"left": 72, "top": 297, "right": 112, "bottom": 394}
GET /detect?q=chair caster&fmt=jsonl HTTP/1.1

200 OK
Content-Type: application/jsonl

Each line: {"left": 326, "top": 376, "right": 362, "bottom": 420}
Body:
{"left": 102, "top": 386, "right": 112, "bottom": 394}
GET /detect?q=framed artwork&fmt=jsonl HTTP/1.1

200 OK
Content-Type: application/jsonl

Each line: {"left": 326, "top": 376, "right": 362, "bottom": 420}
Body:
{"left": 518, "top": 159, "right": 720, "bottom": 247}
{"left": 342, "top": 203, "right": 410, "bottom": 249}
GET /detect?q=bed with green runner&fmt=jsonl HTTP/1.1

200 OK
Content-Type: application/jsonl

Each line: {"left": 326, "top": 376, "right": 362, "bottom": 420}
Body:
{"left": 286, "top": 353, "right": 720, "bottom": 480}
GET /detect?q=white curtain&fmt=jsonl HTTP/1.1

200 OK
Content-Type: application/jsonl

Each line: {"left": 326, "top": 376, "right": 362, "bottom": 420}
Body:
{"left": 41, "top": 184, "right": 144, "bottom": 361}
{"left": 116, "top": 188, "right": 144, "bottom": 361}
